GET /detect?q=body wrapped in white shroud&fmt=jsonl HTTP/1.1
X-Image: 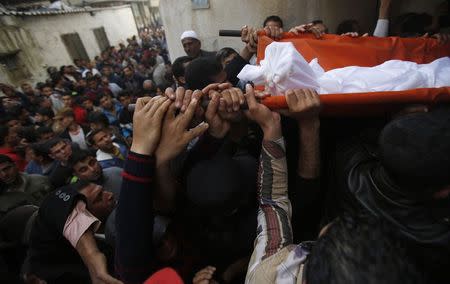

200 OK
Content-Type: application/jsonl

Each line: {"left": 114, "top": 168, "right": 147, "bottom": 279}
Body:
{"left": 237, "top": 42, "right": 450, "bottom": 95}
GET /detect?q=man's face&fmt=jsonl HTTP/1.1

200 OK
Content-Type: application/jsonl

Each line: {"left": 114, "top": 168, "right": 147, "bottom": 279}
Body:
{"left": 5, "top": 128, "right": 19, "bottom": 146}
{"left": 123, "top": 67, "right": 134, "bottom": 78}
{"left": 119, "top": 96, "right": 131, "bottom": 108}
{"left": 82, "top": 99, "right": 94, "bottom": 110}
{"left": 265, "top": 20, "right": 282, "bottom": 29}
{"left": 0, "top": 162, "right": 19, "bottom": 184}
{"left": 73, "top": 156, "right": 103, "bottom": 182}
{"left": 93, "top": 131, "right": 114, "bottom": 151}
{"left": 102, "top": 66, "right": 112, "bottom": 77}
{"left": 79, "top": 183, "right": 115, "bottom": 220}
{"left": 41, "top": 87, "right": 53, "bottom": 97}
{"left": 62, "top": 95, "right": 73, "bottom": 107}
{"left": 182, "top": 38, "right": 201, "bottom": 58}
{"left": 88, "top": 80, "right": 98, "bottom": 90}
{"left": 7, "top": 120, "right": 22, "bottom": 132}
{"left": 99, "top": 96, "right": 113, "bottom": 110}
{"left": 49, "top": 141, "right": 72, "bottom": 162}
{"left": 38, "top": 132, "right": 54, "bottom": 142}
{"left": 210, "top": 70, "right": 228, "bottom": 84}
{"left": 39, "top": 97, "right": 52, "bottom": 109}
{"left": 21, "top": 83, "right": 34, "bottom": 95}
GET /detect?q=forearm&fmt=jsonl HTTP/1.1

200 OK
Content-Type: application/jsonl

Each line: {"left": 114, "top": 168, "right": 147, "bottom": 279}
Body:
{"left": 155, "top": 162, "right": 177, "bottom": 213}
{"left": 378, "top": 0, "right": 391, "bottom": 19}
{"left": 249, "top": 137, "right": 293, "bottom": 271}
{"left": 116, "top": 151, "right": 155, "bottom": 283}
{"left": 297, "top": 119, "right": 320, "bottom": 179}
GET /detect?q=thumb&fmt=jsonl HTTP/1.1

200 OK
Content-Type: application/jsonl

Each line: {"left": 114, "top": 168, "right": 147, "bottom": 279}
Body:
{"left": 422, "top": 33, "right": 429, "bottom": 38}
{"left": 186, "top": 121, "right": 209, "bottom": 141}
{"left": 245, "top": 84, "right": 258, "bottom": 109}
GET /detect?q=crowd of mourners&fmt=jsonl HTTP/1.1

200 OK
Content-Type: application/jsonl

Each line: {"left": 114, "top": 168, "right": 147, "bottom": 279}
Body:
{"left": 0, "top": 0, "right": 450, "bottom": 283}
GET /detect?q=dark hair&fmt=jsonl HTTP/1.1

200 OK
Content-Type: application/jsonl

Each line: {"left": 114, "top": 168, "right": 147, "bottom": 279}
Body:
{"left": 336, "top": 19, "right": 361, "bottom": 34}
{"left": 117, "top": 91, "right": 131, "bottom": 99}
{"left": 393, "top": 13, "right": 433, "bottom": 37}
{"left": 172, "top": 56, "right": 193, "bottom": 79}
{"left": 379, "top": 106, "right": 450, "bottom": 190}
{"left": 18, "top": 126, "right": 37, "bottom": 144}
{"left": 304, "top": 214, "right": 424, "bottom": 284}
{"left": 0, "top": 154, "right": 13, "bottom": 164}
{"left": 38, "top": 83, "right": 52, "bottom": 91}
{"left": 86, "top": 128, "right": 106, "bottom": 146}
{"left": 36, "top": 107, "right": 54, "bottom": 119}
{"left": 216, "top": 47, "right": 238, "bottom": 64}
{"left": 42, "top": 137, "right": 65, "bottom": 154}
{"left": 185, "top": 56, "right": 223, "bottom": 90}
{"left": 88, "top": 112, "right": 110, "bottom": 127}
{"left": 36, "top": 126, "right": 54, "bottom": 138}
{"left": 0, "top": 125, "right": 9, "bottom": 146}
{"left": 68, "top": 149, "right": 95, "bottom": 170}
{"left": 311, "top": 19, "right": 324, "bottom": 25}
{"left": 263, "top": 15, "right": 284, "bottom": 28}
{"left": 31, "top": 143, "right": 51, "bottom": 160}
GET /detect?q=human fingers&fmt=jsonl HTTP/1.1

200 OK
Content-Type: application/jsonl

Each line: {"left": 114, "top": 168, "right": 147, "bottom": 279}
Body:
{"left": 201, "top": 83, "right": 221, "bottom": 95}
{"left": 241, "top": 25, "right": 249, "bottom": 43}
{"left": 154, "top": 98, "right": 172, "bottom": 122}
{"left": 285, "top": 89, "right": 300, "bottom": 110}
{"left": 175, "top": 86, "right": 186, "bottom": 109}
{"left": 309, "top": 26, "right": 323, "bottom": 39}
{"left": 229, "top": 88, "right": 242, "bottom": 111}
{"left": 205, "top": 92, "right": 220, "bottom": 120}
{"left": 361, "top": 33, "right": 369, "bottom": 37}
{"left": 165, "top": 100, "right": 178, "bottom": 121}
{"left": 140, "top": 95, "right": 160, "bottom": 114}
{"left": 148, "top": 96, "right": 168, "bottom": 117}
{"left": 97, "top": 273, "right": 124, "bottom": 284}
{"left": 218, "top": 82, "right": 233, "bottom": 90}
{"left": 193, "top": 266, "right": 216, "bottom": 284}
{"left": 135, "top": 97, "right": 152, "bottom": 112}
{"left": 185, "top": 121, "right": 209, "bottom": 142}
{"left": 181, "top": 89, "right": 193, "bottom": 112}
{"left": 179, "top": 95, "right": 200, "bottom": 128}
{"left": 221, "top": 90, "right": 234, "bottom": 113}
{"left": 244, "top": 84, "right": 258, "bottom": 110}
{"left": 164, "top": 87, "right": 176, "bottom": 100}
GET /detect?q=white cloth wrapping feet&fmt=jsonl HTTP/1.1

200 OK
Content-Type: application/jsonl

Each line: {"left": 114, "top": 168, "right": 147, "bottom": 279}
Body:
{"left": 237, "top": 41, "right": 450, "bottom": 95}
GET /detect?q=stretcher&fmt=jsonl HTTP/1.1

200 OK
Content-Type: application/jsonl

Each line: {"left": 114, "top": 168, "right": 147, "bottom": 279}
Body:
{"left": 257, "top": 33, "right": 450, "bottom": 116}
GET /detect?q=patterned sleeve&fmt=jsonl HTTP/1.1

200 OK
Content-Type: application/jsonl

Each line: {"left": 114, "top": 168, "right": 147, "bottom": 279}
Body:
{"left": 247, "top": 137, "right": 293, "bottom": 274}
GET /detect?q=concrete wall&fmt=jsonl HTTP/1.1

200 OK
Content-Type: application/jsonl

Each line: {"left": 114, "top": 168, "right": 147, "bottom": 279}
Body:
{"left": 0, "top": 5, "right": 138, "bottom": 85}
{"left": 159, "top": 0, "right": 443, "bottom": 61}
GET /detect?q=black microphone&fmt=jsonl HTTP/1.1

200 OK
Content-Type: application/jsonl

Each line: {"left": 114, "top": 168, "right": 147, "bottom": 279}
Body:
{"left": 219, "top": 30, "right": 241, "bottom": 37}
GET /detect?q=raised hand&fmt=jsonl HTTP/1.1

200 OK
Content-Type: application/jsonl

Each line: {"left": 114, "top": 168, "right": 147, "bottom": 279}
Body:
{"left": 155, "top": 90, "right": 209, "bottom": 165}
{"left": 193, "top": 266, "right": 218, "bottom": 284}
{"left": 131, "top": 96, "right": 171, "bottom": 155}
{"left": 281, "top": 89, "right": 321, "bottom": 122}
{"left": 244, "top": 84, "right": 281, "bottom": 141}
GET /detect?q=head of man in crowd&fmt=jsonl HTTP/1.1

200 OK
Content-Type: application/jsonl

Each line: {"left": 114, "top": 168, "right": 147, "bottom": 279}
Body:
{"left": 21, "top": 82, "right": 35, "bottom": 96}
{"left": 69, "top": 150, "right": 103, "bottom": 182}
{"left": 35, "top": 108, "right": 54, "bottom": 128}
{"left": 263, "top": 15, "right": 284, "bottom": 29}
{"left": 118, "top": 92, "right": 132, "bottom": 109}
{"left": 88, "top": 129, "right": 114, "bottom": 153}
{"left": 0, "top": 154, "right": 19, "bottom": 185}
{"left": 123, "top": 66, "right": 135, "bottom": 79}
{"left": 0, "top": 125, "right": 19, "bottom": 149}
{"left": 304, "top": 213, "right": 423, "bottom": 284}
{"left": 88, "top": 112, "right": 110, "bottom": 131}
{"left": 36, "top": 126, "right": 55, "bottom": 142}
{"left": 336, "top": 19, "right": 361, "bottom": 35}
{"left": 101, "top": 64, "right": 113, "bottom": 77}
{"left": 378, "top": 106, "right": 450, "bottom": 220}
{"left": 61, "top": 93, "right": 75, "bottom": 108}
{"left": 185, "top": 56, "right": 227, "bottom": 90}
{"left": 180, "top": 30, "right": 202, "bottom": 58}
{"left": 46, "top": 138, "right": 72, "bottom": 163}
{"left": 98, "top": 94, "right": 114, "bottom": 111}
{"left": 216, "top": 47, "right": 239, "bottom": 68}
{"left": 142, "top": 80, "right": 154, "bottom": 93}
{"left": 39, "top": 84, "right": 53, "bottom": 98}
{"left": 311, "top": 19, "right": 329, "bottom": 33}
{"left": 76, "top": 180, "right": 116, "bottom": 221}
{"left": 54, "top": 108, "right": 76, "bottom": 130}
{"left": 172, "top": 56, "right": 193, "bottom": 87}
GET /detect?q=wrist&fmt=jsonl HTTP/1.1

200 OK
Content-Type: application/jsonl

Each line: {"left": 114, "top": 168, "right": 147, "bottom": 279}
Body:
{"left": 130, "top": 143, "right": 155, "bottom": 156}
{"left": 298, "top": 117, "right": 320, "bottom": 130}
{"left": 262, "top": 124, "right": 282, "bottom": 141}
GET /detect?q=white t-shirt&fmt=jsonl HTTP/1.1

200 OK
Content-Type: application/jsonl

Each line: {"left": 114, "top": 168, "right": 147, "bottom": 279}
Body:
{"left": 69, "top": 127, "right": 88, "bottom": 150}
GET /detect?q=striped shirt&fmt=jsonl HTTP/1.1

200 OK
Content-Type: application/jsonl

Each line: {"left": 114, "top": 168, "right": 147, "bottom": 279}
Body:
{"left": 245, "top": 137, "right": 312, "bottom": 284}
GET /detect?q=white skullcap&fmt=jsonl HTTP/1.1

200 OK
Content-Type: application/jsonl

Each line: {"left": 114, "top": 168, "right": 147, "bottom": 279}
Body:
{"left": 180, "top": 30, "right": 199, "bottom": 41}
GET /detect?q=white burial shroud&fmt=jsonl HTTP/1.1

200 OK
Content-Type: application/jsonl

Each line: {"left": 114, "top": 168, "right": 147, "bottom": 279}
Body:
{"left": 237, "top": 41, "right": 450, "bottom": 95}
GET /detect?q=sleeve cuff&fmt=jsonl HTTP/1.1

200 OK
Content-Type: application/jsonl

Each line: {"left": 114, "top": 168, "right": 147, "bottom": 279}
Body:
{"left": 63, "top": 200, "right": 101, "bottom": 248}
{"left": 123, "top": 151, "right": 155, "bottom": 181}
